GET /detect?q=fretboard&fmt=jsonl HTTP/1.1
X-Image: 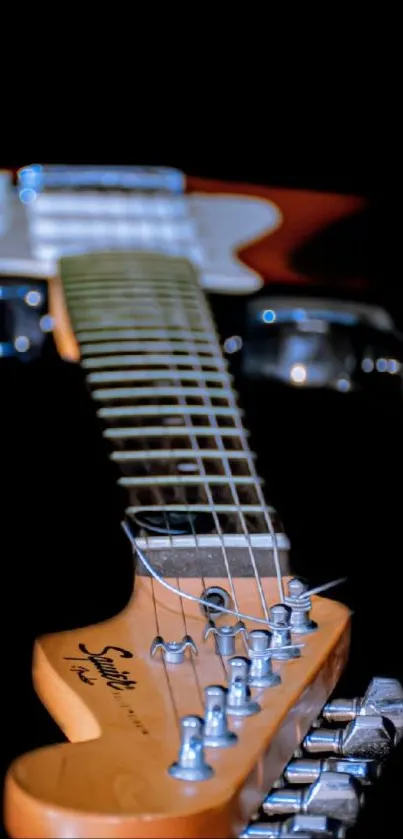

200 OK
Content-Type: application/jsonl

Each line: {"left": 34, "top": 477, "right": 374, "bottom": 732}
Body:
{"left": 59, "top": 251, "right": 290, "bottom": 577}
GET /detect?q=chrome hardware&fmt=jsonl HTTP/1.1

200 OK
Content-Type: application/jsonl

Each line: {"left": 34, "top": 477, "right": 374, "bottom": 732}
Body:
{"left": 226, "top": 657, "right": 261, "bottom": 717}
{"left": 150, "top": 635, "right": 197, "bottom": 664}
{"left": 303, "top": 714, "right": 395, "bottom": 760}
{"left": 203, "top": 685, "right": 238, "bottom": 748}
{"left": 168, "top": 715, "right": 214, "bottom": 781}
{"left": 284, "top": 577, "right": 318, "bottom": 635}
{"left": 262, "top": 772, "right": 362, "bottom": 826}
{"left": 244, "top": 629, "right": 281, "bottom": 688}
{"left": 268, "top": 604, "right": 301, "bottom": 660}
{"left": 323, "top": 676, "right": 403, "bottom": 742}
{"left": 240, "top": 814, "right": 346, "bottom": 837}
{"left": 203, "top": 619, "right": 246, "bottom": 656}
{"left": 284, "top": 756, "right": 381, "bottom": 785}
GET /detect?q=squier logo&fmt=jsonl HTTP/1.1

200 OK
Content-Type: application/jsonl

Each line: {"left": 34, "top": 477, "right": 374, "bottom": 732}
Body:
{"left": 64, "top": 644, "right": 137, "bottom": 691}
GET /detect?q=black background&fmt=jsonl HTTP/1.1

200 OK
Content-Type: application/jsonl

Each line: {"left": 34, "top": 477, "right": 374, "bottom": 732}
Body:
{"left": 1, "top": 160, "right": 402, "bottom": 838}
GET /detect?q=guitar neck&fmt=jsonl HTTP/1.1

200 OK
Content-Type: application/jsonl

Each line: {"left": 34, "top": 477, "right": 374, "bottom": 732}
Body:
{"left": 59, "top": 251, "right": 290, "bottom": 578}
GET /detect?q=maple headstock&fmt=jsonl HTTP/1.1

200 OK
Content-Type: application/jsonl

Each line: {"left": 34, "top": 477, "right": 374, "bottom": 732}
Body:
{"left": 4, "top": 577, "right": 350, "bottom": 838}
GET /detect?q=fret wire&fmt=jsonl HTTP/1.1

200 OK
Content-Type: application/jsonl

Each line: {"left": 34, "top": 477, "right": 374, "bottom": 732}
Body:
{"left": 98, "top": 405, "right": 240, "bottom": 419}
{"left": 77, "top": 328, "right": 219, "bottom": 343}
{"left": 87, "top": 369, "right": 232, "bottom": 385}
{"left": 111, "top": 449, "right": 254, "bottom": 462}
{"left": 103, "top": 426, "right": 249, "bottom": 439}
{"left": 92, "top": 386, "right": 235, "bottom": 402}
{"left": 82, "top": 355, "right": 227, "bottom": 370}
{"left": 80, "top": 340, "right": 219, "bottom": 357}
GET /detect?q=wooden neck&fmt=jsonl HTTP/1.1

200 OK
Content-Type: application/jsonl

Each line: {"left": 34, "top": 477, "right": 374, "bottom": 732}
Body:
{"left": 59, "top": 251, "right": 290, "bottom": 578}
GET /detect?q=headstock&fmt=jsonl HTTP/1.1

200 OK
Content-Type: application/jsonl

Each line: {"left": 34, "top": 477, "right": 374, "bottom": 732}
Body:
{"left": 5, "top": 575, "right": 350, "bottom": 838}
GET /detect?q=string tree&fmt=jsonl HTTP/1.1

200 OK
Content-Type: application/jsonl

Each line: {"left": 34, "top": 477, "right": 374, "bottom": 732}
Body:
{"left": 150, "top": 635, "right": 198, "bottom": 664}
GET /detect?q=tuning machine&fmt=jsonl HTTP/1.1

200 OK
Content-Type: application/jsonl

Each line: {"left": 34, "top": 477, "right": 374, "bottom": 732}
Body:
{"left": 240, "top": 814, "right": 346, "bottom": 837}
{"left": 203, "top": 619, "right": 246, "bottom": 656}
{"left": 263, "top": 772, "right": 363, "bottom": 827}
{"left": 284, "top": 577, "right": 318, "bottom": 635}
{"left": 303, "top": 714, "right": 396, "bottom": 761}
{"left": 243, "top": 629, "right": 282, "bottom": 689}
{"left": 284, "top": 756, "right": 381, "bottom": 786}
{"left": 169, "top": 715, "right": 213, "bottom": 781}
{"left": 323, "top": 676, "right": 403, "bottom": 743}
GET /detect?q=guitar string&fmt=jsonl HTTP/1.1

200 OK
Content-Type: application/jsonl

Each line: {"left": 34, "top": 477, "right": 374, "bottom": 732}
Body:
{"left": 150, "top": 576, "right": 181, "bottom": 732}
{"left": 189, "top": 282, "right": 271, "bottom": 620}
{"left": 154, "top": 290, "right": 205, "bottom": 705}
{"left": 126, "top": 291, "right": 196, "bottom": 720}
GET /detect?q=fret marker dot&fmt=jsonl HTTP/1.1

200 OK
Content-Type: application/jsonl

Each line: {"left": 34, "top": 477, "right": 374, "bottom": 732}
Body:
{"left": 178, "top": 462, "right": 199, "bottom": 473}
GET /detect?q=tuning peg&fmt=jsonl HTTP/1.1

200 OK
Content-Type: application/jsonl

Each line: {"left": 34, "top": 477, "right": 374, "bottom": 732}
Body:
{"left": 150, "top": 634, "right": 197, "bottom": 664}
{"left": 303, "top": 714, "right": 395, "bottom": 760}
{"left": 284, "top": 756, "right": 381, "bottom": 786}
{"left": 284, "top": 577, "right": 318, "bottom": 634}
{"left": 226, "top": 657, "right": 261, "bottom": 716}
{"left": 323, "top": 677, "right": 403, "bottom": 742}
{"left": 268, "top": 605, "right": 301, "bottom": 660}
{"left": 244, "top": 630, "right": 281, "bottom": 688}
{"left": 168, "top": 715, "right": 214, "bottom": 781}
{"left": 263, "top": 772, "right": 363, "bottom": 827}
{"left": 240, "top": 814, "right": 346, "bottom": 837}
{"left": 203, "top": 619, "right": 246, "bottom": 656}
{"left": 203, "top": 685, "right": 237, "bottom": 748}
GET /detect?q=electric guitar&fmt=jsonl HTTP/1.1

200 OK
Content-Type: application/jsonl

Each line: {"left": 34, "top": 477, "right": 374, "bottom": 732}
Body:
{"left": 4, "top": 246, "right": 402, "bottom": 838}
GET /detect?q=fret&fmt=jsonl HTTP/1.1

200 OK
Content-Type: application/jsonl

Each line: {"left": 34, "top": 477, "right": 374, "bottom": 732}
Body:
{"left": 76, "top": 318, "right": 211, "bottom": 330}
{"left": 65, "top": 286, "right": 200, "bottom": 299}
{"left": 92, "top": 386, "right": 234, "bottom": 401}
{"left": 103, "top": 425, "right": 248, "bottom": 439}
{"left": 110, "top": 449, "right": 255, "bottom": 462}
{"left": 77, "top": 328, "right": 217, "bottom": 343}
{"left": 59, "top": 251, "right": 290, "bottom": 577}
{"left": 98, "top": 405, "right": 240, "bottom": 419}
{"left": 82, "top": 354, "right": 227, "bottom": 370}
{"left": 80, "top": 341, "right": 218, "bottom": 357}
{"left": 87, "top": 369, "right": 232, "bottom": 384}
{"left": 119, "top": 476, "right": 261, "bottom": 487}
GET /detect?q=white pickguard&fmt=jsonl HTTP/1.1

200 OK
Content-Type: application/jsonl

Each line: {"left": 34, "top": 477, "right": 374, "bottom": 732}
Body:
{"left": 0, "top": 172, "right": 282, "bottom": 293}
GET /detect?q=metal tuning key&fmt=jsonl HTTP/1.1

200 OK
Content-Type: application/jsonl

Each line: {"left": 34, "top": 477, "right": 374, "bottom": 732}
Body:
{"left": 226, "top": 657, "right": 261, "bottom": 717}
{"left": 284, "top": 577, "right": 318, "bottom": 634}
{"left": 168, "top": 715, "right": 213, "bottom": 781}
{"left": 240, "top": 814, "right": 346, "bottom": 837}
{"left": 244, "top": 630, "right": 281, "bottom": 688}
{"left": 268, "top": 605, "right": 301, "bottom": 660}
{"left": 150, "top": 635, "right": 197, "bottom": 664}
{"left": 263, "top": 772, "right": 363, "bottom": 827}
{"left": 323, "top": 676, "right": 403, "bottom": 743}
{"left": 203, "top": 619, "right": 246, "bottom": 656}
{"left": 203, "top": 685, "right": 238, "bottom": 748}
{"left": 284, "top": 756, "right": 382, "bottom": 786}
{"left": 303, "top": 714, "right": 395, "bottom": 760}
